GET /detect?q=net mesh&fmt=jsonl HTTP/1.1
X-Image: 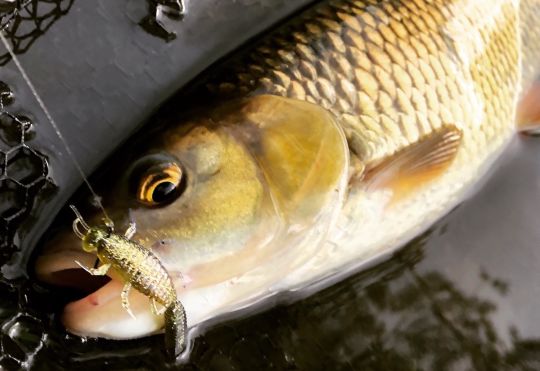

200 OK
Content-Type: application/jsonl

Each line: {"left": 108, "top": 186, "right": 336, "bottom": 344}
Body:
{"left": 0, "top": 3, "right": 60, "bottom": 366}
{"left": 0, "top": 0, "right": 74, "bottom": 66}
{"left": 0, "top": 80, "right": 50, "bottom": 264}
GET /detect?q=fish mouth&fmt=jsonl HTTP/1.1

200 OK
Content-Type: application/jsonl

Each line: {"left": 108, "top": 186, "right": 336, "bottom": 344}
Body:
{"left": 35, "top": 231, "right": 164, "bottom": 340}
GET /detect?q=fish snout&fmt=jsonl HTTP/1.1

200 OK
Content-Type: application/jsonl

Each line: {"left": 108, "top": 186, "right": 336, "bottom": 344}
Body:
{"left": 35, "top": 231, "right": 165, "bottom": 340}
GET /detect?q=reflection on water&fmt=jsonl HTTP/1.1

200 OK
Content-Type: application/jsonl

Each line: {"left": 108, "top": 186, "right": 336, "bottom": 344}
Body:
{"left": 171, "top": 230, "right": 538, "bottom": 371}
{"left": 0, "top": 0, "right": 74, "bottom": 66}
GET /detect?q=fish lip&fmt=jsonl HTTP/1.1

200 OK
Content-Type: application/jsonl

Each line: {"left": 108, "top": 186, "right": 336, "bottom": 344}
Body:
{"left": 35, "top": 232, "right": 164, "bottom": 340}
{"left": 61, "top": 279, "right": 163, "bottom": 340}
{"left": 34, "top": 231, "right": 99, "bottom": 289}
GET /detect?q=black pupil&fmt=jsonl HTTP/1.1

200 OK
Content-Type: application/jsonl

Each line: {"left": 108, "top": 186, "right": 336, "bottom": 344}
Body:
{"left": 152, "top": 181, "right": 177, "bottom": 203}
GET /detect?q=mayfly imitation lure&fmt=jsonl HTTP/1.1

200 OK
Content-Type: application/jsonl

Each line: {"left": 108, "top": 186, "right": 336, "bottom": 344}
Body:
{"left": 0, "top": 31, "right": 187, "bottom": 358}
{"left": 70, "top": 206, "right": 187, "bottom": 357}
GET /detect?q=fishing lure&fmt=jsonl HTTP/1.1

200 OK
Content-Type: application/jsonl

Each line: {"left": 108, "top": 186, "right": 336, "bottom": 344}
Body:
{"left": 0, "top": 31, "right": 187, "bottom": 359}
{"left": 70, "top": 205, "right": 187, "bottom": 357}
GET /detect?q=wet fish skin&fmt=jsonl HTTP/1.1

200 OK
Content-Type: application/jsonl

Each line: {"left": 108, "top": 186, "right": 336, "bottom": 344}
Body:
{"left": 211, "top": 0, "right": 537, "bottom": 165}
{"left": 36, "top": 0, "right": 540, "bottom": 345}
{"left": 520, "top": 0, "right": 540, "bottom": 84}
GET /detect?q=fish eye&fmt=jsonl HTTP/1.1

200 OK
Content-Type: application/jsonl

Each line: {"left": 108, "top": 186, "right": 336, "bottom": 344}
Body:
{"left": 134, "top": 160, "right": 187, "bottom": 206}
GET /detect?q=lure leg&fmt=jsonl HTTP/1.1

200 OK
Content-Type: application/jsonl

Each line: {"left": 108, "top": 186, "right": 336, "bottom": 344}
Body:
{"left": 124, "top": 209, "right": 137, "bottom": 239}
{"left": 164, "top": 300, "right": 187, "bottom": 359}
{"left": 121, "top": 282, "right": 136, "bottom": 320}
{"left": 150, "top": 299, "right": 158, "bottom": 315}
{"left": 125, "top": 223, "right": 136, "bottom": 240}
{"left": 150, "top": 298, "right": 166, "bottom": 316}
{"left": 75, "top": 261, "right": 111, "bottom": 276}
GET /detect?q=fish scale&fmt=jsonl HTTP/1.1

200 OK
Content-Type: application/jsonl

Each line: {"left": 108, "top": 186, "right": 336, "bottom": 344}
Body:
{"left": 521, "top": 0, "right": 540, "bottom": 84}
{"left": 206, "top": 0, "right": 538, "bottom": 168}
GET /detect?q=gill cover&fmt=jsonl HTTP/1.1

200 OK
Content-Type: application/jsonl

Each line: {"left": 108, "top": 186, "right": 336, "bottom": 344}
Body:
{"left": 182, "top": 95, "right": 350, "bottom": 323}
{"left": 242, "top": 95, "right": 348, "bottom": 224}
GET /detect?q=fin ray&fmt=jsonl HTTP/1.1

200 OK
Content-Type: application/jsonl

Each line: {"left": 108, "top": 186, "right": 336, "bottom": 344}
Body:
{"left": 365, "top": 124, "right": 463, "bottom": 201}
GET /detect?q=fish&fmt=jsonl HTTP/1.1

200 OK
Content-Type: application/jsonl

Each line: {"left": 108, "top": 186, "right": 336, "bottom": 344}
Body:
{"left": 35, "top": 0, "right": 540, "bottom": 350}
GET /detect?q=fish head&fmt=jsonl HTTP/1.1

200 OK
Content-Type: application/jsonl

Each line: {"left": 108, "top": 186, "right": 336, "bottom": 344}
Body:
{"left": 34, "top": 95, "right": 350, "bottom": 340}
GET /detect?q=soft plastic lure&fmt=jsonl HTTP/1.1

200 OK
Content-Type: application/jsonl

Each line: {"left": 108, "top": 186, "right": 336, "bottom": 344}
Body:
{"left": 70, "top": 206, "right": 187, "bottom": 357}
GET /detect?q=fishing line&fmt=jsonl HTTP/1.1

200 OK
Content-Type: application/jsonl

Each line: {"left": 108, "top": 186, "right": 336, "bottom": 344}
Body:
{"left": 0, "top": 30, "right": 111, "bottom": 222}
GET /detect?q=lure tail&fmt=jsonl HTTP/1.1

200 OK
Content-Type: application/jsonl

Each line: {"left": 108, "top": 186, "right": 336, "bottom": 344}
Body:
{"left": 164, "top": 299, "right": 187, "bottom": 358}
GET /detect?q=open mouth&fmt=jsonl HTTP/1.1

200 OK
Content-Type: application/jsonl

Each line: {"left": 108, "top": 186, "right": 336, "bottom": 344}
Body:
{"left": 34, "top": 231, "right": 164, "bottom": 340}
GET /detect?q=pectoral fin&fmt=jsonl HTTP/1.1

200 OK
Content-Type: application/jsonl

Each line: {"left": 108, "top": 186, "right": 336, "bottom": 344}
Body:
{"left": 365, "top": 124, "right": 462, "bottom": 202}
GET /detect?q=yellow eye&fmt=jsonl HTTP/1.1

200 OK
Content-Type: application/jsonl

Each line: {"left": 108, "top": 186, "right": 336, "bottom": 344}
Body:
{"left": 137, "top": 162, "right": 185, "bottom": 206}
